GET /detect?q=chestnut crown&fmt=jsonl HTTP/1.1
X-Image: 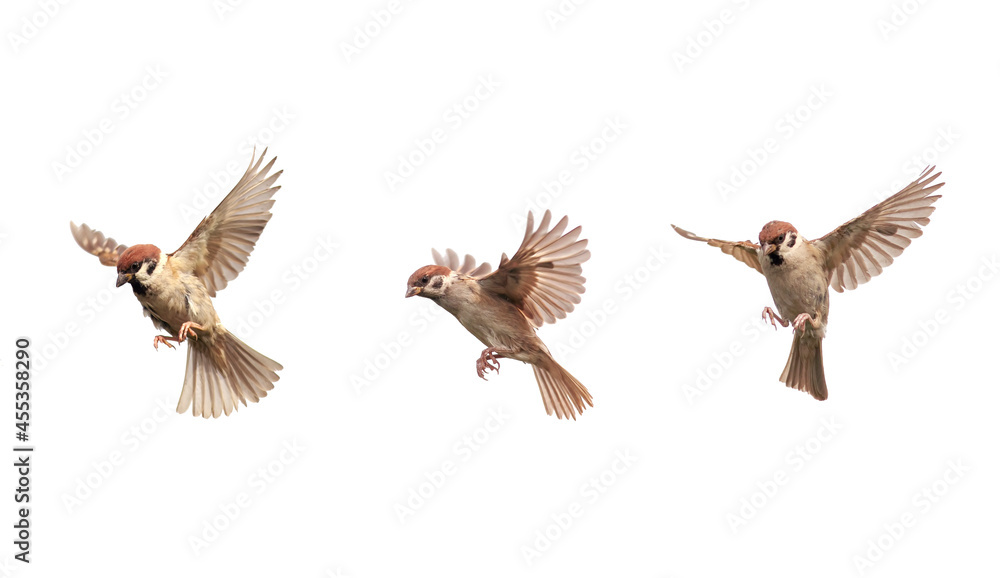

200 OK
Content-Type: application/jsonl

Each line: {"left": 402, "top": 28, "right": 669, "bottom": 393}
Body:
{"left": 407, "top": 265, "right": 450, "bottom": 288}
{"left": 758, "top": 220, "right": 797, "bottom": 247}
{"left": 117, "top": 244, "right": 161, "bottom": 274}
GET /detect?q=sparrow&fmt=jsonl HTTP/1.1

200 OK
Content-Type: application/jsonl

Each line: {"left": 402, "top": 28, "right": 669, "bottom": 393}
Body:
{"left": 672, "top": 166, "right": 943, "bottom": 400}
{"left": 405, "top": 210, "right": 593, "bottom": 420}
{"left": 70, "top": 149, "right": 284, "bottom": 418}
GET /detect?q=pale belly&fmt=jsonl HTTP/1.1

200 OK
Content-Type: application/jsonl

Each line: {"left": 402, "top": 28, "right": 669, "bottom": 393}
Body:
{"left": 763, "top": 262, "right": 830, "bottom": 327}
{"left": 442, "top": 296, "right": 547, "bottom": 363}
{"left": 134, "top": 273, "right": 220, "bottom": 338}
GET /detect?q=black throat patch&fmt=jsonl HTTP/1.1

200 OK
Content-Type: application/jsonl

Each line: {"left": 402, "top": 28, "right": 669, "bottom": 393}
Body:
{"left": 129, "top": 278, "right": 148, "bottom": 296}
{"left": 768, "top": 252, "right": 784, "bottom": 267}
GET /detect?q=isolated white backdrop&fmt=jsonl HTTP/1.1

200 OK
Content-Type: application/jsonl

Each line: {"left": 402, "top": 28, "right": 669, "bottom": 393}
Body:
{"left": 1, "top": 0, "right": 998, "bottom": 576}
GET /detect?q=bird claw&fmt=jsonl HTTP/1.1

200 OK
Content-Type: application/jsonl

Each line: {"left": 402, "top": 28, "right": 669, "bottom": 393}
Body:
{"left": 177, "top": 321, "right": 203, "bottom": 343}
{"left": 476, "top": 348, "right": 502, "bottom": 380}
{"left": 152, "top": 335, "right": 175, "bottom": 351}
{"left": 793, "top": 313, "right": 816, "bottom": 333}
{"left": 761, "top": 307, "right": 787, "bottom": 331}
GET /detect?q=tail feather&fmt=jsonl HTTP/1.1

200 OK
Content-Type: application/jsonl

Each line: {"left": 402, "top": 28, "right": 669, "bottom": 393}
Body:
{"left": 780, "top": 331, "right": 827, "bottom": 400}
{"left": 531, "top": 358, "right": 593, "bottom": 420}
{"left": 177, "top": 330, "right": 283, "bottom": 418}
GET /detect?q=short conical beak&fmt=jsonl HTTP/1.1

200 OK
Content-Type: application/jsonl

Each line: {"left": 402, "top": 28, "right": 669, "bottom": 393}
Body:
{"left": 405, "top": 286, "right": 421, "bottom": 298}
{"left": 763, "top": 243, "right": 777, "bottom": 255}
{"left": 116, "top": 272, "right": 132, "bottom": 287}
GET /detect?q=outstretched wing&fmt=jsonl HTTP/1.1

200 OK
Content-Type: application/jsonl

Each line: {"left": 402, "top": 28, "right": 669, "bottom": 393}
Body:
{"left": 432, "top": 248, "right": 492, "bottom": 277}
{"left": 477, "top": 210, "right": 590, "bottom": 328}
{"left": 815, "top": 166, "right": 943, "bottom": 293}
{"left": 170, "top": 149, "right": 282, "bottom": 297}
{"left": 671, "top": 224, "right": 762, "bottom": 274}
{"left": 70, "top": 222, "right": 128, "bottom": 267}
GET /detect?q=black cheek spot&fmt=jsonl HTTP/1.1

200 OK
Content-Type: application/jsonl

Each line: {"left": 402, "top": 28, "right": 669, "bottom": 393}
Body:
{"left": 431, "top": 278, "right": 443, "bottom": 290}
{"left": 787, "top": 233, "right": 796, "bottom": 248}
{"left": 146, "top": 260, "right": 157, "bottom": 274}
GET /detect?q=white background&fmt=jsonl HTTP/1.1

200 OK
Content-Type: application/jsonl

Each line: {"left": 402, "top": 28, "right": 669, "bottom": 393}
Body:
{"left": 1, "top": 0, "right": 998, "bottom": 576}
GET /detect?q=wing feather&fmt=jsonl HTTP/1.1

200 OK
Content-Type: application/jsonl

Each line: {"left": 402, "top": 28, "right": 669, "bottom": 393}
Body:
{"left": 432, "top": 248, "right": 493, "bottom": 276}
{"left": 477, "top": 211, "right": 590, "bottom": 328}
{"left": 816, "top": 166, "right": 943, "bottom": 293}
{"left": 671, "top": 224, "right": 762, "bottom": 274}
{"left": 170, "top": 149, "right": 282, "bottom": 296}
{"left": 70, "top": 222, "right": 128, "bottom": 267}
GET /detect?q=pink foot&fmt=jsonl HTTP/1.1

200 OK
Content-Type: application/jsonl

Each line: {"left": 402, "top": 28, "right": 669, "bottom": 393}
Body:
{"left": 762, "top": 307, "right": 788, "bottom": 330}
{"left": 152, "top": 335, "right": 176, "bottom": 351}
{"left": 177, "top": 321, "right": 204, "bottom": 343}
{"left": 476, "top": 348, "right": 504, "bottom": 380}
{"left": 793, "top": 313, "right": 817, "bottom": 333}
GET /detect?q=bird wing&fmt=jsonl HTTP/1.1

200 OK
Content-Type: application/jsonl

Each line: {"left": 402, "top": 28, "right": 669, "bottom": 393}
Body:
{"left": 671, "top": 224, "right": 762, "bottom": 274}
{"left": 170, "top": 149, "right": 282, "bottom": 297}
{"left": 476, "top": 210, "right": 590, "bottom": 328}
{"left": 432, "top": 248, "right": 493, "bottom": 277}
{"left": 814, "top": 166, "right": 943, "bottom": 293}
{"left": 70, "top": 222, "right": 128, "bottom": 267}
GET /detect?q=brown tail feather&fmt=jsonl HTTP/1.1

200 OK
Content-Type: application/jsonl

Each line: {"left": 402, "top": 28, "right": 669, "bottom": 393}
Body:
{"left": 177, "top": 330, "right": 282, "bottom": 418}
{"left": 531, "top": 357, "right": 593, "bottom": 420}
{"left": 779, "top": 331, "right": 827, "bottom": 400}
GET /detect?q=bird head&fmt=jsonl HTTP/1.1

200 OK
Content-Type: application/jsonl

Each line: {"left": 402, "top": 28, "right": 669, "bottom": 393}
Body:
{"left": 405, "top": 265, "right": 452, "bottom": 299}
{"left": 117, "top": 244, "right": 161, "bottom": 288}
{"left": 758, "top": 221, "right": 798, "bottom": 264}
{"left": 758, "top": 221, "right": 799, "bottom": 255}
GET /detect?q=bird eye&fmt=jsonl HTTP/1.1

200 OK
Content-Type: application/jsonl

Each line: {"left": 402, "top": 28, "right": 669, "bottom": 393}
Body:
{"left": 777, "top": 234, "right": 785, "bottom": 243}
{"left": 421, "top": 275, "right": 429, "bottom": 284}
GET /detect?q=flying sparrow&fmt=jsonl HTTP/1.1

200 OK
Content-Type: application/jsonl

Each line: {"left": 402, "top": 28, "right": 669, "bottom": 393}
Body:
{"left": 405, "top": 211, "right": 593, "bottom": 420}
{"left": 70, "top": 149, "right": 284, "bottom": 418}
{"left": 672, "top": 166, "right": 943, "bottom": 400}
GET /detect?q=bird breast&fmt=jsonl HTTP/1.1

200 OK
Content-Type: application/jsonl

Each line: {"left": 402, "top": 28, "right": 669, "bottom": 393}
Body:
{"left": 438, "top": 281, "right": 540, "bottom": 354}
{"left": 761, "top": 244, "right": 830, "bottom": 326}
{"left": 136, "top": 264, "right": 220, "bottom": 338}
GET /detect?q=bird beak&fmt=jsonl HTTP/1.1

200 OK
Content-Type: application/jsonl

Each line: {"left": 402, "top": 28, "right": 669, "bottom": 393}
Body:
{"left": 405, "top": 286, "right": 421, "bottom": 298}
{"left": 116, "top": 272, "right": 132, "bottom": 287}
{"left": 763, "top": 243, "right": 777, "bottom": 255}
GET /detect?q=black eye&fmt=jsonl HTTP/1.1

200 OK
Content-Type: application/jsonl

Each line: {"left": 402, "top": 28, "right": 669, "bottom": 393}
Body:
{"left": 421, "top": 275, "right": 429, "bottom": 284}
{"left": 777, "top": 234, "right": 785, "bottom": 243}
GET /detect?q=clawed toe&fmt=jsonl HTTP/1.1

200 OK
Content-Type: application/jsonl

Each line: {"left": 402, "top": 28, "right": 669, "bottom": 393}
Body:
{"left": 177, "top": 322, "right": 202, "bottom": 343}
{"left": 761, "top": 307, "right": 786, "bottom": 330}
{"left": 476, "top": 348, "right": 503, "bottom": 380}
{"left": 152, "top": 335, "right": 175, "bottom": 351}
{"left": 793, "top": 313, "right": 814, "bottom": 332}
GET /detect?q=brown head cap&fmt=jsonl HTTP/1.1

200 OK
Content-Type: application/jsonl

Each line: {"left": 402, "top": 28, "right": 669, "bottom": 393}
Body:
{"left": 117, "top": 244, "right": 161, "bottom": 273}
{"left": 407, "top": 264, "right": 451, "bottom": 287}
{"left": 758, "top": 221, "right": 796, "bottom": 246}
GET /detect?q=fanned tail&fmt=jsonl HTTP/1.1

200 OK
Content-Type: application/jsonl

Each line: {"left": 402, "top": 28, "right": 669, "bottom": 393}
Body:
{"left": 779, "top": 331, "right": 827, "bottom": 401}
{"left": 176, "top": 330, "right": 282, "bottom": 418}
{"left": 531, "top": 357, "right": 593, "bottom": 420}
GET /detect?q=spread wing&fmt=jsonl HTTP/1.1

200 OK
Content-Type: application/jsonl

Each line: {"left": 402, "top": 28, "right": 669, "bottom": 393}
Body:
{"left": 671, "top": 224, "right": 762, "bottom": 274}
{"left": 70, "top": 222, "right": 128, "bottom": 267}
{"left": 432, "top": 248, "right": 493, "bottom": 277}
{"left": 477, "top": 211, "right": 590, "bottom": 328}
{"left": 170, "top": 149, "right": 282, "bottom": 297}
{"left": 815, "top": 166, "right": 943, "bottom": 293}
